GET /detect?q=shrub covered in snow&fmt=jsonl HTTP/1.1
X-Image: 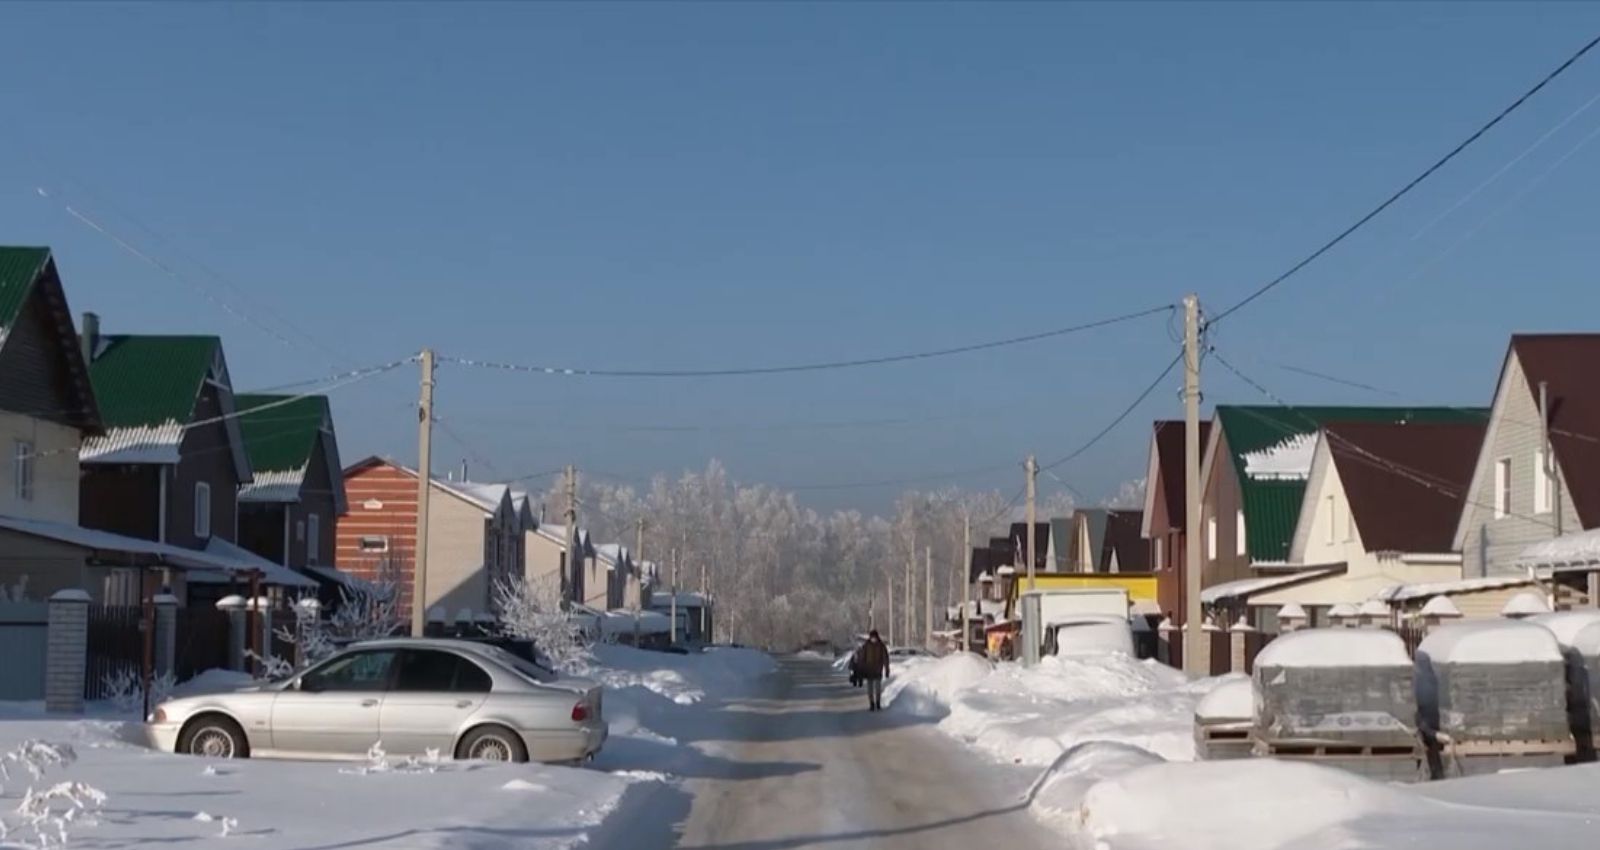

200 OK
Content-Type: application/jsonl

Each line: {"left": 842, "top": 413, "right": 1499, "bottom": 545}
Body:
{"left": 0, "top": 741, "right": 105, "bottom": 849}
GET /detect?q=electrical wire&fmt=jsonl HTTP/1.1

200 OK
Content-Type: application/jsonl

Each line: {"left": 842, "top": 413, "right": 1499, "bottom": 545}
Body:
{"left": 439, "top": 305, "right": 1174, "bottom": 379}
{"left": 1208, "top": 32, "right": 1600, "bottom": 326}
{"left": 1040, "top": 349, "right": 1185, "bottom": 472}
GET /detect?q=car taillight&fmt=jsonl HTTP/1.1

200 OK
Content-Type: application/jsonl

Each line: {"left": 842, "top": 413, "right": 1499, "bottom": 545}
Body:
{"left": 571, "top": 702, "right": 589, "bottom": 723}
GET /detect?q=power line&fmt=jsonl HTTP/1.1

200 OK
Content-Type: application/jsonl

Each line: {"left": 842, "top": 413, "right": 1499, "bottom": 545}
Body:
{"left": 1209, "top": 32, "right": 1600, "bottom": 326}
{"left": 439, "top": 304, "right": 1174, "bottom": 379}
{"left": 1040, "top": 348, "right": 1184, "bottom": 471}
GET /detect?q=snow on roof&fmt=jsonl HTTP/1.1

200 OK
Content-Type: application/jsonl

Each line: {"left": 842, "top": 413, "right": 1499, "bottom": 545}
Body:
{"left": 437, "top": 481, "right": 509, "bottom": 514}
{"left": 1501, "top": 590, "right": 1551, "bottom": 617}
{"left": 1241, "top": 432, "right": 1317, "bottom": 480}
{"left": 80, "top": 421, "right": 185, "bottom": 465}
{"left": 238, "top": 467, "right": 307, "bottom": 503}
{"left": 1356, "top": 599, "right": 1390, "bottom": 617}
{"left": 1515, "top": 527, "right": 1600, "bottom": 567}
{"left": 0, "top": 514, "right": 206, "bottom": 568}
{"left": 1255, "top": 627, "right": 1411, "bottom": 669}
{"left": 599, "top": 609, "right": 670, "bottom": 636}
{"left": 1277, "top": 603, "right": 1308, "bottom": 620}
{"left": 1195, "top": 677, "right": 1253, "bottom": 722}
{"left": 1377, "top": 574, "right": 1535, "bottom": 603}
{"left": 1328, "top": 602, "right": 1359, "bottom": 618}
{"left": 651, "top": 591, "right": 708, "bottom": 607}
{"left": 948, "top": 598, "right": 1006, "bottom": 620}
{"left": 1200, "top": 569, "right": 1336, "bottom": 604}
{"left": 1418, "top": 619, "right": 1564, "bottom": 666}
{"left": 1529, "top": 611, "right": 1600, "bottom": 653}
{"left": 1420, "top": 595, "right": 1462, "bottom": 618}
{"left": 193, "top": 537, "right": 318, "bottom": 589}
{"left": 996, "top": 565, "right": 1016, "bottom": 576}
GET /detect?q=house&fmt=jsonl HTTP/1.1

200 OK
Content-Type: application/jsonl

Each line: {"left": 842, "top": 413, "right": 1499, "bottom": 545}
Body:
{"left": 1006, "top": 522, "right": 1050, "bottom": 574}
{"left": 232, "top": 394, "right": 348, "bottom": 600}
{"left": 1142, "top": 419, "right": 1211, "bottom": 630}
{"left": 76, "top": 322, "right": 315, "bottom": 604}
{"left": 1198, "top": 406, "right": 1484, "bottom": 601}
{"left": 587, "top": 543, "right": 633, "bottom": 611}
{"left": 337, "top": 458, "right": 521, "bottom": 624}
{"left": 1454, "top": 335, "right": 1600, "bottom": 606}
{"left": 1062, "top": 508, "right": 1149, "bottom": 573}
{"left": 525, "top": 521, "right": 590, "bottom": 604}
{"left": 1240, "top": 421, "right": 1486, "bottom": 630}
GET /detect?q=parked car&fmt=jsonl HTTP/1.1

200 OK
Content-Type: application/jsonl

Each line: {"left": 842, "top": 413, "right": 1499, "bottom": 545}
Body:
{"left": 145, "top": 638, "right": 606, "bottom": 764}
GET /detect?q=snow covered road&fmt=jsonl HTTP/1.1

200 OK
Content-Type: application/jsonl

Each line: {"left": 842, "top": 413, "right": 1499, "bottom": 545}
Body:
{"left": 668, "top": 656, "right": 1056, "bottom": 849}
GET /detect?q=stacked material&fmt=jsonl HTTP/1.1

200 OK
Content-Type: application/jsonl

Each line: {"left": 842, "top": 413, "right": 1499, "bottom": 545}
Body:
{"left": 1194, "top": 678, "right": 1253, "bottom": 760}
{"left": 1530, "top": 611, "right": 1600, "bottom": 762}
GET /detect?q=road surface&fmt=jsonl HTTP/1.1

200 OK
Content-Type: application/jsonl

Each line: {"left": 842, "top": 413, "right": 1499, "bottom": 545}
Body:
{"left": 667, "top": 656, "right": 1056, "bottom": 849}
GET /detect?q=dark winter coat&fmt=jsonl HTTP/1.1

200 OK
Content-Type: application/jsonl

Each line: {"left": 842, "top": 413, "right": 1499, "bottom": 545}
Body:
{"left": 854, "top": 639, "right": 890, "bottom": 680}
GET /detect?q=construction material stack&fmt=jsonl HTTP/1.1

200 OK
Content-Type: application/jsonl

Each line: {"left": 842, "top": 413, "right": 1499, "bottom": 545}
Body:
{"left": 1530, "top": 611, "right": 1600, "bottom": 763}
{"left": 1194, "top": 677, "right": 1253, "bottom": 760}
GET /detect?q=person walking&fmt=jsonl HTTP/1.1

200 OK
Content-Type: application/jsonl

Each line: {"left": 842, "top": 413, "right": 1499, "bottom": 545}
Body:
{"left": 854, "top": 630, "right": 891, "bottom": 711}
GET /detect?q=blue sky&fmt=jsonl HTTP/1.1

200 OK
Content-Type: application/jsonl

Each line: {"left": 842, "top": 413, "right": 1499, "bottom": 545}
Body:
{"left": 5, "top": 2, "right": 1600, "bottom": 511}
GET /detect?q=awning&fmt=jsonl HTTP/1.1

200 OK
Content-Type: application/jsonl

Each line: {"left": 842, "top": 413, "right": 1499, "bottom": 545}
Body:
{"left": 1201, "top": 568, "right": 1339, "bottom": 605}
{"left": 186, "top": 537, "right": 318, "bottom": 589}
{"left": 1516, "top": 528, "right": 1600, "bottom": 570}
{"left": 1376, "top": 574, "right": 1536, "bottom": 603}
{"left": 0, "top": 514, "right": 205, "bottom": 571}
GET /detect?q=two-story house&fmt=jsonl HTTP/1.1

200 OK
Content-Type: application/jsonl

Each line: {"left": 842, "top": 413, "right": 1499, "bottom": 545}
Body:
{"left": 588, "top": 543, "right": 634, "bottom": 611}
{"left": 1060, "top": 508, "right": 1148, "bottom": 573}
{"left": 233, "top": 393, "right": 348, "bottom": 600}
{"left": 1141, "top": 419, "right": 1211, "bottom": 629}
{"left": 76, "top": 323, "right": 315, "bottom": 605}
{"left": 1455, "top": 335, "right": 1600, "bottom": 606}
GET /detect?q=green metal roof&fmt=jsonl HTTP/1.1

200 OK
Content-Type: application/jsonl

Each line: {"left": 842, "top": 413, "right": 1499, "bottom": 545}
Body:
{"left": 1215, "top": 405, "right": 1486, "bottom": 562}
{"left": 233, "top": 394, "right": 328, "bottom": 473}
{"left": 0, "top": 246, "right": 51, "bottom": 331}
{"left": 88, "top": 335, "right": 220, "bottom": 428}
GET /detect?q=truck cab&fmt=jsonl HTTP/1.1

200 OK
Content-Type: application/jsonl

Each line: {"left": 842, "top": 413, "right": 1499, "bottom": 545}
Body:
{"left": 1041, "top": 615, "right": 1135, "bottom": 657}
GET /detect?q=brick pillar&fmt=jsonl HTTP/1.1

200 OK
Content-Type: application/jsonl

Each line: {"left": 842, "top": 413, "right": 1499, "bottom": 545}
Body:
{"left": 1230, "top": 628, "right": 1247, "bottom": 673}
{"left": 153, "top": 594, "right": 178, "bottom": 678}
{"left": 217, "top": 595, "right": 247, "bottom": 670}
{"left": 45, "top": 589, "right": 90, "bottom": 714}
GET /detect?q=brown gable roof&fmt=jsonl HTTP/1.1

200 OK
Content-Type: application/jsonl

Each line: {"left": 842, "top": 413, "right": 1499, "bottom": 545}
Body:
{"left": 1102, "top": 510, "right": 1149, "bottom": 570}
{"left": 1326, "top": 421, "right": 1486, "bottom": 553}
{"left": 1511, "top": 335, "right": 1600, "bottom": 527}
{"left": 1152, "top": 419, "right": 1211, "bottom": 532}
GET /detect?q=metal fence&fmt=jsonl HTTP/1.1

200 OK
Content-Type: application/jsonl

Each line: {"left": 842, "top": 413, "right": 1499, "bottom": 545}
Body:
{"left": 176, "top": 606, "right": 231, "bottom": 680}
{"left": 84, "top": 604, "right": 146, "bottom": 700}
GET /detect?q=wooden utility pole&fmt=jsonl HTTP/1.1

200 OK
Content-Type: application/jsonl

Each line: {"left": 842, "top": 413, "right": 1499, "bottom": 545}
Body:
{"left": 923, "top": 546, "right": 932, "bottom": 650}
{"left": 410, "top": 348, "right": 435, "bottom": 637}
{"left": 562, "top": 466, "right": 578, "bottom": 606}
{"left": 1183, "top": 294, "right": 1206, "bottom": 675}
{"left": 1026, "top": 454, "right": 1038, "bottom": 591}
{"left": 962, "top": 510, "right": 972, "bottom": 654}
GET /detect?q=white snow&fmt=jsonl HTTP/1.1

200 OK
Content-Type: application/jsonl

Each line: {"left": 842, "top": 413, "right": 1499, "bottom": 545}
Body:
{"left": 1276, "top": 602, "right": 1308, "bottom": 620}
{"left": 1254, "top": 627, "right": 1411, "bottom": 668}
{"left": 1240, "top": 432, "right": 1316, "bottom": 479}
{"left": 1418, "top": 619, "right": 1564, "bottom": 665}
{"left": 1516, "top": 526, "right": 1600, "bottom": 566}
{"left": 80, "top": 421, "right": 185, "bottom": 464}
{"left": 1530, "top": 611, "right": 1600, "bottom": 655}
{"left": 1356, "top": 598, "right": 1391, "bottom": 617}
{"left": 1421, "top": 595, "right": 1463, "bottom": 617}
{"left": 881, "top": 653, "right": 993, "bottom": 718}
{"left": 1193, "top": 677, "right": 1253, "bottom": 722}
{"left": 1378, "top": 574, "right": 1535, "bottom": 602}
{"left": 1328, "top": 601, "right": 1359, "bottom": 618}
{"left": 1501, "top": 590, "right": 1551, "bottom": 617}
{"left": 1200, "top": 569, "right": 1335, "bottom": 604}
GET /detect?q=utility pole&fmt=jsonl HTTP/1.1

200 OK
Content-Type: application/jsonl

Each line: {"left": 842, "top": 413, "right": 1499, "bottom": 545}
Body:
{"left": 1183, "top": 294, "right": 1206, "bottom": 676}
{"left": 669, "top": 549, "right": 679, "bottom": 647}
{"left": 410, "top": 349, "right": 435, "bottom": 637}
{"left": 886, "top": 573, "right": 894, "bottom": 645}
{"left": 904, "top": 529, "right": 914, "bottom": 647}
{"left": 699, "top": 559, "right": 708, "bottom": 643}
{"left": 1026, "top": 454, "right": 1038, "bottom": 591}
{"left": 962, "top": 510, "right": 972, "bottom": 654}
{"left": 563, "top": 466, "right": 578, "bottom": 606}
{"left": 924, "top": 546, "right": 932, "bottom": 650}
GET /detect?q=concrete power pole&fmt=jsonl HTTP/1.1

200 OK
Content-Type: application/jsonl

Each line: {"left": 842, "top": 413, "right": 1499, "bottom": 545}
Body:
{"left": 923, "top": 546, "right": 932, "bottom": 650}
{"left": 1026, "top": 454, "right": 1038, "bottom": 592}
{"left": 904, "top": 529, "right": 914, "bottom": 648}
{"left": 410, "top": 348, "right": 436, "bottom": 637}
{"left": 962, "top": 511, "right": 971, "bottom": 654}
{"left": 562, "top": 467, "right": 578, "bottom": 606}
{"left": 1183, "top": 294, "right": 1206, "bottom": 676}
{"left": 670, "top": 549, "right": 679, "bottom": 647}
{"left": 886, "top": 573, "right": 894, "bottom": 645}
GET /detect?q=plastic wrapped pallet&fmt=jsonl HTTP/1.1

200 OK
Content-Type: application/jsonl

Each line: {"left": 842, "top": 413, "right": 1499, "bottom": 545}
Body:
{"left": 1415, "top": 620, "right": 1570, "bottom": 745}
{"left": 1251, "top": 628, "right": 1419, "bottom": 749}
{"left": 1530, "top": 612, "right": 1600, "bottom": 762}
{"left": 1194, "top": 678, "right": 1253, "bottom": 760}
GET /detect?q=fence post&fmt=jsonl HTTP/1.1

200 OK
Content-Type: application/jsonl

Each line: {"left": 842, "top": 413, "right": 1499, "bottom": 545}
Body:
{"left": 1229, "top": 628, "right": 1247, "bottom": 673}
{"left": 153, "top": 594, "right": 178, "bottom": 679}
{"left": 45, "top": 589, "right": 90, "bottom": 714}
{"left": 217, "top": 595, "right": 247, "bottom": 670}
{"left": 255, "top": 598, "right": 274, "bottom": 668}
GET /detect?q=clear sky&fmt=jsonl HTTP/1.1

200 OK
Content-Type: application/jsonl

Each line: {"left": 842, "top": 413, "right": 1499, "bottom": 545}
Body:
{"left": 5, "top": 2, "right": 1600, "bottom": 511}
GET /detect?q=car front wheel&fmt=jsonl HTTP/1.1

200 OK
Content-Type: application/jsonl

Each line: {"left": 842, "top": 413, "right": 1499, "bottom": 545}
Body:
{"left": 178, "top": 715, "right": 250, "bottom": 759}
{"left": 456, "top": 725, "right": 528, "bottom": 763}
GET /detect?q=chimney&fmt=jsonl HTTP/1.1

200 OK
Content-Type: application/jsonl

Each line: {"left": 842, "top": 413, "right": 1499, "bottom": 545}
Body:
{"left": 80, "top": 312, "right": 99, "bottom": 364}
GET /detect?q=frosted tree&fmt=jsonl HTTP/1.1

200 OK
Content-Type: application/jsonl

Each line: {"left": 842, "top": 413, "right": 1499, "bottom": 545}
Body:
{"left": 494, "top": 575, "right": 589, "bottom": 671}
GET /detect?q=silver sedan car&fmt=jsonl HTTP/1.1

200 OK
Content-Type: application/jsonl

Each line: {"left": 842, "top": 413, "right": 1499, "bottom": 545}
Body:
{"left": 146, "top": 638, "right": 606, "bottom": 764}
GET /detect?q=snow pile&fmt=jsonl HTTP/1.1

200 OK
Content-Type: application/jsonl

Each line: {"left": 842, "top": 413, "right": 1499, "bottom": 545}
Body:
{"left": 1531, "top": 611, "right": 1600, "bottom": 656}
{"left": 881, "top": 653, "right": 991, "bottom": 718}
{"left": 1028, "top": 742, "right": 1164, "bottom": 831}
{"left": 586, "top": 644, "right": 773, "bottom": 706}
{"left": 1254, "top": 627, "right": 1411, "bottom": 668}
{"left": 1421, "top": 595, "right": 1462, "bottom": 617}
{"left": 1501, "top": 590, "right": 1551, "bottom": 617}
{"left": 1193, "top": 676, "right": 1252, "bottom": 722}
{"left": 1418, "top": 619, "right": 1564, "bottom": 665}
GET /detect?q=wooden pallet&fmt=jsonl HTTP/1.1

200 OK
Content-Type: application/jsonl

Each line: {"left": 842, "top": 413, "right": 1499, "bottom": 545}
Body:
{"left": 1443, "top": 738, "right": 1576, "bottom": 758}
{"left": 1254, "top": 740, "right": 1423, "bottom": 759}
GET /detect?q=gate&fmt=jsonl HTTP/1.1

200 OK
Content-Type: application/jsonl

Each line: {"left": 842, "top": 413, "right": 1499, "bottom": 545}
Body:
{"left": 0, "top": 601, "right": 48, "bottom": 701}
{"left": 176, "top": 606, "right": 231, "bottom": 680}
{"left": 1209, "top": 631, "right": 1231, "bottom": 674}
{"left": 83, "top": 605, "right": 146, "bottom": 700}
{"left": 1243, "top": 631, "right": 1276, "bottom": 674}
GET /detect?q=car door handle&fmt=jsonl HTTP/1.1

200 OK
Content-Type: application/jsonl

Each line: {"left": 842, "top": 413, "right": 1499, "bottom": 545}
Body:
{"left": 455, "top": 700, "right": 473, "bottom": 709}
{"left": 361, "top": 699, "right": 379, "bottom": 708}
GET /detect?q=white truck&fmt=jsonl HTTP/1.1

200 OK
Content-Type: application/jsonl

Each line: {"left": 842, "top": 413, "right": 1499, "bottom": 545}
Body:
{"left": 1018, "top": 588, "right": 1133, "bottom": 665}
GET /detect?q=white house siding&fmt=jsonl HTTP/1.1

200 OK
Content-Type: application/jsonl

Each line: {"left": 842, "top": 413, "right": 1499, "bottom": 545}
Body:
{"left": 0, "top": 412, "right": 80, "bottom": 524}
{"left": 1457, "top": 352, "right": 1582, "bottom": 577}
{"left": 524, "top": 531, "right": 566, "bottom": 592}
{"left": 423, "top": 489, "right": 493, "bottom": 620}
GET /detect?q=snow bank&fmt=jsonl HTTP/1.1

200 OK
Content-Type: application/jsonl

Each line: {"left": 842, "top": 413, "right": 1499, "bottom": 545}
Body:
{"left": 882, "top": 653, "right": 991, "bottom": 718}
{"left": 1254, "top": 626, "right": 1410, "bottom": 668}
{"left": 586, "top": 644, "right": 773, "bottom": 705}
{"left": 1419, "top": 619, "right": 1564, "bottom": 665}
{"left": 1530, "top": 611, "right": 1600, "bottom": 654}
{"left": 1028, "top": 742, "right": 1165, "bottom": 830}
{"left": 1193, "top": 676, "right": 1252, "bottom": 722}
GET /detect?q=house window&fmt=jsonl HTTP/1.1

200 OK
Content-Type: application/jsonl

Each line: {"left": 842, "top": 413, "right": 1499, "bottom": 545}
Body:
{"left": 194, "top": 482, "right": 212, "bottom": 538}
{"left": 1235, "top": 510, "right": 1246, "bottom": 556}
{"left": 1494, "top": 458, "right": 1512, "bottom": 519}
{"left": 306, "top": 514, "right": 320, "bottom": 565}
{"left": 358, "top": 536, "right": 390, "bottom": 553}
{"left": 1206, "top": 516, "right": 1217, "bottom": 560}
{"left": 1535, "top": 450, "right": 1552, "bottom": 514}
{"left": 12, "top": 440, "right": 34, "bottom": 502}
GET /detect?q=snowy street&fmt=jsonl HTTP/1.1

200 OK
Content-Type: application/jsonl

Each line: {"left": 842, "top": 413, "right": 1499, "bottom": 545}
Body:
{"left": 665, "top": 656, "right": 1055, "bottom": 849}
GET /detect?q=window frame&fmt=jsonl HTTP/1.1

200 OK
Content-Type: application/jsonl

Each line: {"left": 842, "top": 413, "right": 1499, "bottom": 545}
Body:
{"left": 1235, "top": 510, "right": 1246, "bottom": 556}
{"left": 1494, "top": 457, "right": 1512, "bottom": 519}
{"left": 358, "top": 535, "right": 390, "bottom": 554}
{"left": 194, "top": 481, "right": 212, "bottom": 539}
{"left": 1534, "top": 450, "right": 1552, "bottom": 515}
{"left": 1206, "top": 516, "right": 1217, "bottom": 560}
{"left": 306, "top": 513, "right": 321, "bottom": 565}
{"left": 12, "top": 439, "right": 34, "bottom": 502}
{"left": 298, "top": 649, "right": 398, "bottom": 692}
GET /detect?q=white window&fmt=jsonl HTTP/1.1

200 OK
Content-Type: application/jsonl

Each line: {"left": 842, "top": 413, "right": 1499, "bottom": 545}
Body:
{"left": 1206, "top": 516, "right": 1217, "bottom": 560}
{"left": 194, "top": 482, "right": 212, "bottom": 538}
{"left": 1535, "top": 450, "right": 1552, "bottom": 514}
{"left": 306, "top": 514, "right": 320, "bottom": 565}
{"left": 1235, "top": 510, "right": 1246, "bottom": 556}
{"left": 12, "top": 440, "right": 34, "bottom": 502}
{"left": 1494, "top": 458, "right": 1512, "bottom": 519}
{"left": 358, "top": 535, "right": 389, "bottom": 553}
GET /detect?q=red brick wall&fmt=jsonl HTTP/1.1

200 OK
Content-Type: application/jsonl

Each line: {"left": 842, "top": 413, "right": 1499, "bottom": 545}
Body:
{"left": 337, "top": 461, "right": 419, "bottom": 619}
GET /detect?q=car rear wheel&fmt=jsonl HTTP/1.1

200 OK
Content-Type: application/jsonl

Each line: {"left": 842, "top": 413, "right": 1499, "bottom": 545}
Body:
{"left": 457, "top": 725, "right": 528, "bottom": 763}
{"left": 178, "top": 715, "right": 250, "bottom": 759}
